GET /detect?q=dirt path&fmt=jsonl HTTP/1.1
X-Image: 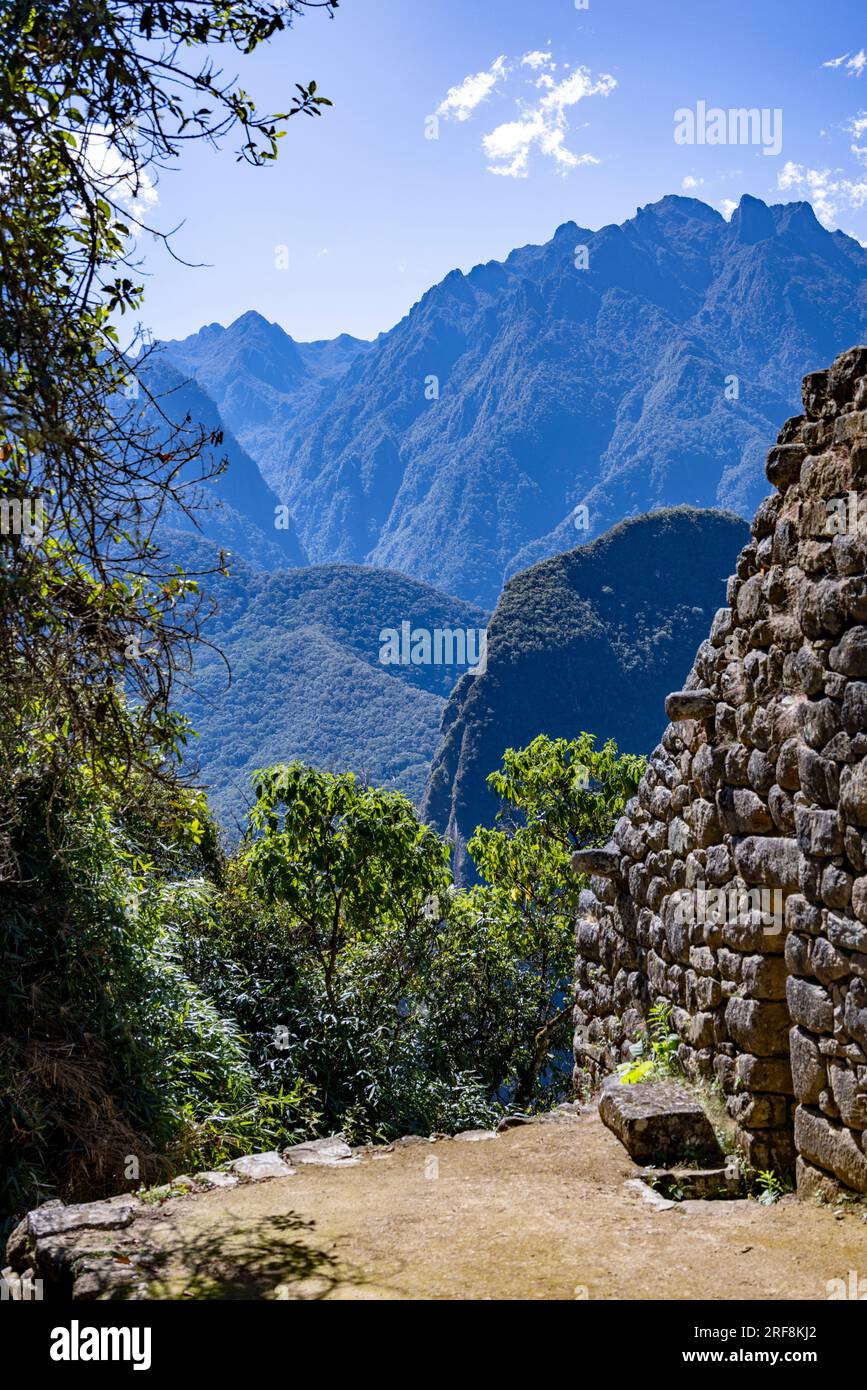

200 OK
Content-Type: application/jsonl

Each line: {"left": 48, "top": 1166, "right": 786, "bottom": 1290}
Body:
{"left": 132, "top": 1108, "right": 867, "bottom": 1300}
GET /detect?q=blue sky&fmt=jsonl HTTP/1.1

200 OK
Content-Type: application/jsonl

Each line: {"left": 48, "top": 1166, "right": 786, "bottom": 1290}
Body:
{"left": 138, "top": 0, "right": 867, "bottom": 345}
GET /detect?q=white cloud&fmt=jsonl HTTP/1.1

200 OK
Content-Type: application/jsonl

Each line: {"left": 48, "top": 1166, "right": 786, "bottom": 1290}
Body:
{"left": 436, "top": 55, "right": 508, "bottom": 122}
{"left": 79, "top": 126, "right": 158, "bottom": 220}
{"left": 777, "top": 159, "right": 867, "bottom": 224}
{"left": 521, "top": 50, "right": 554, "bottom": 71}
{"left": 539, "top": 67, "right": 616, "bottom": 113}
{"left": 682, "top": 175, "right": 704, "bottom": 190}
{"left": 823, "top": 49, "right": 867, "bottom": 76}
{"left": 483, "top": 64, "right": 616, "bottom": 178}
{"left": 720, "top": 198, "right": 738, "bottom": 219}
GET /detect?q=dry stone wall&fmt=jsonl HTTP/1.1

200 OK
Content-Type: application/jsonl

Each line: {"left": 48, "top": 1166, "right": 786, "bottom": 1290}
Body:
{"left": 572, "top": 347, "right": 867, "bottom": 1197}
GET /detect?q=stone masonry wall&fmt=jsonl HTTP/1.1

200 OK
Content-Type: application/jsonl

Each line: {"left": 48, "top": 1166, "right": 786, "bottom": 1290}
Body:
{"left": 572, "top": 347, "right": 867, "bottom": 1197}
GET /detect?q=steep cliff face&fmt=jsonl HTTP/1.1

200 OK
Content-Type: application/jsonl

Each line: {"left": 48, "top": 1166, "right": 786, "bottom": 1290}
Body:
{"left": 573, "top": 347, "right": 867, "bottom": 1196}
{"left": 420, "top": 508, "right": 749, "bottom": 882}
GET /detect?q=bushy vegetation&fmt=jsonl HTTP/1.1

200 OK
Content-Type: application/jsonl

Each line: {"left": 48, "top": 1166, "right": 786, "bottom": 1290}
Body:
{"left": 1, "top": 731, "right": 641, "bottom": 1231}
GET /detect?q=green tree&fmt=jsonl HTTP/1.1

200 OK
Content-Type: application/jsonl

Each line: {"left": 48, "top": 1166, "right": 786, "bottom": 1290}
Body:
{"left": 244, "top": 763, "right": 453, "bottom": 1011}
{"left": 0, "top": 0, "right": 336, "bottom": 792}
{"left": 177, "top": 764, "right": 496, "bottom": 1142}
{"left": 454, "top": 734, "right": 644, "bottom": 1109}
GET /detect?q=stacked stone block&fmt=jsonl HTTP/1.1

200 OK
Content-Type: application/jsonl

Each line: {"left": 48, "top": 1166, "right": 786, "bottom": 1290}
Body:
{"left": 573, "top": 347, "right": 867, "bottom": 1196}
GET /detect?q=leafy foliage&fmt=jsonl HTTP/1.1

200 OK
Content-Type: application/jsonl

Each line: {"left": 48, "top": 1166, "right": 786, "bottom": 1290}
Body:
{"left": 618, "top": 1000, "right": 682, "bottom": 1084}
{"left": 0, "top": 1, "right": 335, "bottom": 792}
{"left": 174, "top": 737, "right": 643, "bottom": 1146}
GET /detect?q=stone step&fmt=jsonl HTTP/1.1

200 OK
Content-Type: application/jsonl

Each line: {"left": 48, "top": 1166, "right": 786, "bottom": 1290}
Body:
{"left": 598, "top": 1076, "right": 725, "bottom": 1167}
{"left": 637, "top": 1164, "right": 743, "bottom": 1200}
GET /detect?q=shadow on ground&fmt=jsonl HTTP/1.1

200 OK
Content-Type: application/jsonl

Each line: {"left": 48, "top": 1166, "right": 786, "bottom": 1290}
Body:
{"left": 140, "top": 1211, "right": 356, "bottom": 1300}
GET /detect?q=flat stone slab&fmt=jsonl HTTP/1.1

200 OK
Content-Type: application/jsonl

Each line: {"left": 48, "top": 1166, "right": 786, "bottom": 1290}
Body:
{"left": 453, "top": 1129, "right": 499, "bottom": 1142}
{"left": 599, "top": 1077, "right": 724, "bottom": 1167}
{"left": 571, "top": 848, "right": 620, "bottom": 877}
{"left": 227, "top": 1152, "right": 296, "bottom": 1181}
{"left": 194, "top": 1171, "right": 240, "bottom": 1189}
{"left": 623, "top": 1178, "right": 676, "bottom": 1211}
{"left": 283, "top": 1136, "right": 360, "bottom": 1167}
{"left": 639, "top": 1165, "right": 743, "bottom": 1200}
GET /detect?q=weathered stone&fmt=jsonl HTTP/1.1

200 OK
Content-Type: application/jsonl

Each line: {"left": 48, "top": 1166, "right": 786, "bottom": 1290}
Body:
{"left": 794, "top": 1105, "right": 867, "bottom": 1192}
{"left": 228, "top": 1152, "right": 296, "bottom": 1181}
{"left": 811, "top": 936, "right": 850, "bottom": 984}
{"left": 732, "top": 836, "right": 800, "bottom": 890}
{"left": 194, "top": 1171, "right": 239, "bottom": 1189}
{"left": 283, "top": 1136, "right": 358, "bottom": 1167}
{"left": 665, "top": 690, "right": 716, "bottom": 721}
{"left": 727, "top": 1091, "right": 789, "bottom": 1130}
{"left": 798, "top": 746, "right": 838, "bottom": 806}
{"left": 776, "top": 737, "right": 801, "bottom": 791}
{"left": 842, "top": 682, "right": 867, "bottom": 736}
{"left": 640, "top": 1164, "right": 743, "bottom": 1200}
{"left": 844, "top": 982, "right": 867, "bottom": 1050}
{"left": 795, "top": 806, "right": 843, "bottom": 857}
{"left": 5, "top": 1196, "right": 139, "bottom": 1270}
{"left": 828, "top": 1063, "right": 867, "bottom": 1130}
{"left": 725, "top": 998, "right": 791, "bottom": 1056}
{"left": 598, "top": 1078, "right": 724, "bottom": 1166}
{"left": 830, "top": 626, "right": 867, "bottom": 678}
{"left": 821, "top": 863, "right": 852, "bottom": 910}
{"left": 790, "top": 1027, "right": 827, "bottom": 1105}
{"left": 766, "top": 444, "right": 805, "bottom": 489}
{"left": 795, "top": 1156, "right": 844, "bottom": 1202}
{"left": 735, "top": 1055, "right": 794, "bottom": 1095}
{"left": 738, "top": 1127, "right": 796, "bottom": 1174}
{"left": 571, "top": 848, "right": 620, "bottom": 877}
{"left": 768, "top": 783, "right": 796, "bottom": 833}
{"left": 740, "top": 953, "right": 788, "bottom": 1000}
{"left": 827, "top": 913, "right": 867, "bottom": 953}
{"left": 786, "top": 977, "right": 834, "bottom": 1034}
{"left": 704, "top": 843, "right": 732, "bottom": 883}
{"left": 716, "top": 787, "right": 772, "bottom": 835}
{"left": 840, "top": 761, "right": 867, "bottom": 826}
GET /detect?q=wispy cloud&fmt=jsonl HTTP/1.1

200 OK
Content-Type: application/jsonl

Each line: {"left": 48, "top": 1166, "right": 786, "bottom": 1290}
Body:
{"left": 823, "top": 50, "right": 867, "bottom": 76}
{"left": 434, "top": 50, "right": 615, "bottom": 178}
{"left": 436, "top": 55, "right": 509, "bottom": 122}
{"left": 484, "top": 65, "right": 616, "bottom": 178}
{"left": 777, "top": 159, "right": 867, "bottom": 223}
{"left": 521, "top": 50, "right": 554, "bottom": 71}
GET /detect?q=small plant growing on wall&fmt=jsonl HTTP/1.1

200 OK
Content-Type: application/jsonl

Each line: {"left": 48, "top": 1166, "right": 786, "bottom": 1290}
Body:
{"left": 617, "top": 1001, "right": 682, "bottom": 1084}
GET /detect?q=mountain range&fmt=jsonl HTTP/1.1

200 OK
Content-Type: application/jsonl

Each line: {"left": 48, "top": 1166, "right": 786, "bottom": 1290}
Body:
{"left": 166, "top": 531, "right": 486, "bottom": 833}
{"left": 158, "top": 193, "right": 867, "bottom": 607}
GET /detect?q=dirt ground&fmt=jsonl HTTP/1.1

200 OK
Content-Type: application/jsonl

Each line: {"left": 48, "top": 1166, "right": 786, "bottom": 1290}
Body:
{"left": 133, "top": 1108, "right": 867, "bottom": 1300}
